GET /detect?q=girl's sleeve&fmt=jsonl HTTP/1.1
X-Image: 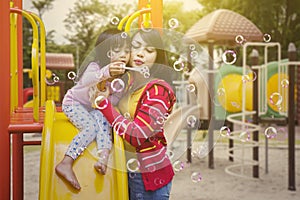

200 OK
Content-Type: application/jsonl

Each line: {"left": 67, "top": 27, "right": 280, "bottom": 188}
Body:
{"left": 81, "top": 62, "right": 111, "bottom": 87}
{"left": 98, "top": 84, "right": 176, "bottom": 148}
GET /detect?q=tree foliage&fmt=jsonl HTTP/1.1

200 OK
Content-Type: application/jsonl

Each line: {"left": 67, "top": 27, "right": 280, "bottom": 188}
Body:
{"left": 29, "top": 0, "right": 299, "bottom": 77}
{"left": 23, "top": 0, "right": 56, "bottom": 88}
{"left": 63, "top": 0, "right": 135, "bottom": 64}
{"left": 32, "top": 0, "right": 55, "bottom": 18}
{"left": 196, "top": 0, "right": 300, "bottom": 57}
{"left": 24, "top": 0, "right": 56, "bottom": 61}
{"left": 163, "top": 1, "right": 203, "bottom": 33}
{"left": 63, "top": 0, "right": 207, "bottom": 65}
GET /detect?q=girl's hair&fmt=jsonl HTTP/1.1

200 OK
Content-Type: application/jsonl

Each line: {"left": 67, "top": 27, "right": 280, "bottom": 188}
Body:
{"left": 94, "top": 29, "right": 131, "bottom": 67}
{"left": 76, "top": 28, "right": 131, "bottom": 82}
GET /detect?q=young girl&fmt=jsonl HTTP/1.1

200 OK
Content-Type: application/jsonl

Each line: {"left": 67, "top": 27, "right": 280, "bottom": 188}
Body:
{"left": 55, "top": 29, "right": 131, "bottom": 190}
{"left": 96, "top": 29, "right": 176, "bottom": 200}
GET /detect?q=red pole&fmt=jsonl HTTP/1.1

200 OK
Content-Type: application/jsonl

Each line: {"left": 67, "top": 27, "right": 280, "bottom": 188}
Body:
{"left": 12, "top": 2, "right": 25, "bottom": 200}
{"left": 0, "top": 0, "right": 11, "bottom": 199}
{"left": 12, "top": 132, "right": 24, "bottom": 200}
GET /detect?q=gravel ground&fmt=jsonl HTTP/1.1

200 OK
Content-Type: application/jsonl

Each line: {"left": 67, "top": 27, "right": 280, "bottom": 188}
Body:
{"left": 23, "top": 132, "right": 300, "bottom": 200}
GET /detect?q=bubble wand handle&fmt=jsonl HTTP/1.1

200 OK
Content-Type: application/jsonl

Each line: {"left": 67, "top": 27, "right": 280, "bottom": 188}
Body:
{"left": 122, "top": 66, "right": 142, "bottom": 72}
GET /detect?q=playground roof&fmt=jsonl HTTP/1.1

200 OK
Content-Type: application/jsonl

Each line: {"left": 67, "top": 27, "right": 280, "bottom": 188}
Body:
{"left": 45, "top": 53, "right": 75, "bottom": 70}
{"left": 184, "top": 9, "right": 263, "bottom": 44}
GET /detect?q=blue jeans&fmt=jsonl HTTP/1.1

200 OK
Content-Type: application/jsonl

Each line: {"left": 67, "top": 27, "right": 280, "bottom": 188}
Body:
{"left": 128, "top": 172, "right": 172, "bottom": 200}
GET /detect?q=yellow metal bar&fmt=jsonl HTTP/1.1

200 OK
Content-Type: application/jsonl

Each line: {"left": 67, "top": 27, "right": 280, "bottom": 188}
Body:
{"left": 10, "top": 12, "right": 18, "bottom": 112}
{"left": 142, "top": 3, "right": 152, "bottom": 28}
{"left": 31, "top": 41, "right": 39, "bottom": 121}
{"left": 117, "top": 14, "right": 130, "bottom": 31}
{"left": 29, "top": 12, "right": 46, "bottom": 106}
{"left": 124, "top": 8, "right": 151, "bottom": 32}
{"left": 10, "top": 8, "right": 40, "bottom": 121}
{"left": 138, "top": 0, "right": 163, "bottom": 29}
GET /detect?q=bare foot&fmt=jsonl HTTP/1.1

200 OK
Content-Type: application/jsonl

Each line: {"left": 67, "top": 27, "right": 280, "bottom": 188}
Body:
{"left": 94, "top": 149, "right": 110, "bottom": 175}
{"left": 94, "top": 161, "right": 107, "bottom": 175}
{"left": 55, "top": 156, "right": 81, "bottom": 190}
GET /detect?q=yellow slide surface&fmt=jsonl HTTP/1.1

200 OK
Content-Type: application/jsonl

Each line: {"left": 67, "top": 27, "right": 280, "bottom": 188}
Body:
{"left": 39, "top": 100, "right": 129, "bottom": 200}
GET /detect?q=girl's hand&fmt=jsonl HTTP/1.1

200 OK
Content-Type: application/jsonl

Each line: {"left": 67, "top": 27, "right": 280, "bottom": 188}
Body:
{"left": 89, "top": 85, "right": 109, "bottom": 108}
{"left": 109, "top": 61, "right": 126, "bottom": 77}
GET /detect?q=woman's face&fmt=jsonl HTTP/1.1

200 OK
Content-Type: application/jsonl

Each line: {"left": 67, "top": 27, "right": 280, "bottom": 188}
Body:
{"left": 129, "top": 33, "right": 157, "bottom": 69}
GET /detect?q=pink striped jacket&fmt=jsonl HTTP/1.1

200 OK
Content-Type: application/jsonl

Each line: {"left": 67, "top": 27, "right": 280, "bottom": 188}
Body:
{"left": 98, "top": 79, "right": 176, "bottom": 191}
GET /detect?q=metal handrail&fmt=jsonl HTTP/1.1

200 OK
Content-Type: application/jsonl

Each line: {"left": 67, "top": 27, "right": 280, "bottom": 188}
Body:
{"left": 10, "top": 8, "right": 40, "bottom": 121}
{"left": 28, "top": 12, "right": 46, "bottom": 107}
{"left": 117, "top": 14, "right": 131, "bottom": 31}
{"left": 124, "top": 8, "right": 152, "bottom": 32}
{"left": 10, "top": 10, "right": 18, "bottom": 112}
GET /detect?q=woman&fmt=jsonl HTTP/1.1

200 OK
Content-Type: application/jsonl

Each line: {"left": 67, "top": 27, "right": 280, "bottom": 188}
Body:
{"left": 96, "top": 28, "right": 176, "bottom": 199}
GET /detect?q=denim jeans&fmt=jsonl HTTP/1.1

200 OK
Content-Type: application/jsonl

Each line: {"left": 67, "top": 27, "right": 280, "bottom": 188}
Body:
{"left": 128, "top": 172, "right": 172, "bottom": 200}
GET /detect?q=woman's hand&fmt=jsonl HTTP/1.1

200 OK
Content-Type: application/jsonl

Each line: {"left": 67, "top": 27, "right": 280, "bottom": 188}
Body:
{"left": 109, "top": 61, "right": 126, "bottom": 77}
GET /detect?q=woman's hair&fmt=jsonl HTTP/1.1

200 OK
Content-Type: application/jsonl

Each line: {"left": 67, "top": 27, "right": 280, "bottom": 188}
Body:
{"left": 131, "top": 29, "right": 177, "bottom": 87}
{"left": 131, "top": 29, "right": 167, "bottom": 66}
{"left": 76, "top": 28, "right": 131, "bottom": 82}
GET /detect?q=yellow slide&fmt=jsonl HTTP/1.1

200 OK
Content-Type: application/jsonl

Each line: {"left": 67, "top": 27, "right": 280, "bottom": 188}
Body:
{"left": 39, "top": 100, "right": 129, "bottom": 200}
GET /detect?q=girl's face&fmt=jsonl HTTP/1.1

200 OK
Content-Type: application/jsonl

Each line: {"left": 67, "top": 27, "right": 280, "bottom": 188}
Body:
{"left": 110, "top": 43, "right": 130, "bottom": 65}
{"left": 129, "top": 33, "right": 157, "bottom": 68}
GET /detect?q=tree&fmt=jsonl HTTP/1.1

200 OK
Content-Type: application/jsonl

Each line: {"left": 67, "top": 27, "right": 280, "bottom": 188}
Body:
{"left": 196, "top": 0, "right": 300, "bottom": 57}
{"left": 31, "top": 0, "right": 57, "bottom": 46}
{"left": 22, "top": 19, "right": 34, "bottom": 88}
{"left": 163, "top": 1, "right": 203, "bottom": 33}
{"left": 23, "top": 0, "right": 56, "bottom": 60}
{"left": 32, "top": 0, "right": 55, "bottom": 18}
{"left": 64, "top": 0, "right": 135, "bottom": 65}
{"left": 23, "top": 0, "right": 56, "bottom": 88}
{"left": 162, "top": 1, "right": 204, "bottom": 67}
{"left": 63, "top": 0, "right": 205, "bottom": 68}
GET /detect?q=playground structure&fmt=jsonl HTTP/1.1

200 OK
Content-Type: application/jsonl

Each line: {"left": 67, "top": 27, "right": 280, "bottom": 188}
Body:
{"left": 0, "top": 0, "right": 167, "bottom": 199}
{"left": 23, "top": 52, "right": 75, "bottom": 107}
{"left": 185, "top": 9, "right": 298, "bottom": 191}
{"left": 0, "top": 1, "right": 299, "bottom": 200}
